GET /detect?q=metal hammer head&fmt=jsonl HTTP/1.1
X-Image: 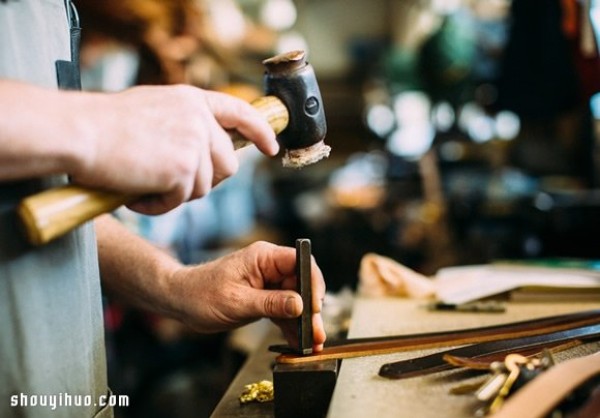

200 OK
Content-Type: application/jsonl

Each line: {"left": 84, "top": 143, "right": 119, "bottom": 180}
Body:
{"left": 262, "top": 51, "right": 330, "bottom": 168}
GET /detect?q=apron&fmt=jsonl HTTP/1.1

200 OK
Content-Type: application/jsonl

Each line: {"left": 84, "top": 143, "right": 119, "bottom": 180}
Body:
{"left": 0, "top": 1, "right": 111, "bottom": 417}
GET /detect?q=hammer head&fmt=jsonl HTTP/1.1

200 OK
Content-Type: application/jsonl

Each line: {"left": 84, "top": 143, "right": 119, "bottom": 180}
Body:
{"left": 263, "top": 51, "right": 330, "bottom": 168}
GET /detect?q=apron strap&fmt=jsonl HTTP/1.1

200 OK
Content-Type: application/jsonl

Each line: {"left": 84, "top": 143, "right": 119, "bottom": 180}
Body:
{"left": 55, "top": 0, "right": 81, "bottom": 90}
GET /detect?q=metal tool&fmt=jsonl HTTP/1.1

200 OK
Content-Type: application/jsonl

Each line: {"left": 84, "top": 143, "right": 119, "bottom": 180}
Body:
{"left": 273, "top": 240, "right": 335, "bottom": 418}
{"left": 18, "top": 50, "right": 329, "bottom": 246}
{"left": 296, "top": 238, "right": 314, "bottom": 355}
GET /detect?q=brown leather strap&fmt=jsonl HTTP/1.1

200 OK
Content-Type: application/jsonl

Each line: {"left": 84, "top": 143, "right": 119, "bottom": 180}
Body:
{"left": 490, "top": 352, "right": 600, "bottom": 418}
{"left": 274, "top": 309, "right": 600, "bottom": 364}
{"left": 442, "top": 339, "right": 582, "bottom": 370}
{"left": 378, "top": 324, "right": 600, "bottom": 379}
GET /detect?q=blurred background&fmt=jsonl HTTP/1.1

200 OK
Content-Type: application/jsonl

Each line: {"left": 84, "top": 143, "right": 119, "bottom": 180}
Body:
{"left": 74, "top": 0, "right": 600, "bottom": 416}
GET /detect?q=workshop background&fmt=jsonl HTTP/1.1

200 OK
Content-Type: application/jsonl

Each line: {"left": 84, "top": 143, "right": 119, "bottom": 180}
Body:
{"left": 75, "top": 0, "right": 600, "bottom": 416}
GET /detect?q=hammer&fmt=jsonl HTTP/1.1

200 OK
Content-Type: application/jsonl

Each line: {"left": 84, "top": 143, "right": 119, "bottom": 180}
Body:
{"left": 18, "top": 50, "right": 330, "bottom": 245}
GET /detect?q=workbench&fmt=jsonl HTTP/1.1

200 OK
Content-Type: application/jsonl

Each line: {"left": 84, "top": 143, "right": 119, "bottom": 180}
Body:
{"left": 211, "top": 298, "right": 600, "bottom": 418}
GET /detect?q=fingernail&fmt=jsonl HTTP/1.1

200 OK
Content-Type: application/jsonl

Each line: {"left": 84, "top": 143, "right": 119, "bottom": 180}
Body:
{"left": 284, "top": 297, "right": 298, "bottom": 317}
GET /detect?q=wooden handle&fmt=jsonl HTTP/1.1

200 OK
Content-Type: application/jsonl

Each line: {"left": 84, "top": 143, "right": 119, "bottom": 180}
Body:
{"left": 232, "top": 95, "right": 289, "bottom": 148}
{"left": 18, "top": 95, "right": 288, "bottom": 246}
{"left": 18, "top": 187, "right": 133, "bottom": 246}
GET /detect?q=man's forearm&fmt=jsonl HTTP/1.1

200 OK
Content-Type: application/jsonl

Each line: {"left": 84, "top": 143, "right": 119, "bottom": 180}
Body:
{"left": 95, "top": 214, "right": 182, "bottom": 317}
{"left": 94, "top": 214, "right": 327, "bottom": 345}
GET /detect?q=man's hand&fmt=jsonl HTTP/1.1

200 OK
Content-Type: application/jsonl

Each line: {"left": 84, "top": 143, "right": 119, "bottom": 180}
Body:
{"left": 165, "top": 241, "right": 327, "bottom": 352}
{"left": 0, "top": 81, "right": 278, "bottom": 214}
{"left": 71, "top": 85, "right": 278, "bottom": 214}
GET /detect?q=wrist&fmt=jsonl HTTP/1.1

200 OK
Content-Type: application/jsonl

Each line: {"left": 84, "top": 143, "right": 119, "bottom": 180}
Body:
{"left": 56, "top": 90, "right": 105, "bottom": 179}
{"left": 156, "top": 262, "right": 191, "bottom": 320}
{"left": 0, "top": 81, "right": 101, "bottom": 181}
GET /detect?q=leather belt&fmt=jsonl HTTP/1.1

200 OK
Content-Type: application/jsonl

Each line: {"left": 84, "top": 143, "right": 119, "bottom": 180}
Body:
{"left": 272, "top": 309, "right": 600, "bottom": 364}
{"left": 490, "top": 352, "right": 600, "bottom": 418}
{"left": 378, "top": 323, "right": 600, "bottom": 379}
{"left": 442, "top": 339, "right": 582, "bottom": 370}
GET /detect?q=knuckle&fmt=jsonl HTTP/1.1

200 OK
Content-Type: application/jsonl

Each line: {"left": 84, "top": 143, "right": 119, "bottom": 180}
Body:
{"left": 159, "top": 153, "right": 196, "bottom": 183}
{"left": 172, "top": 83, "right": 196, "bottom": 99}
{"left": 262, "top": 294, "right": 278, "bottom": 316}
{"left": 234, "top": 98, "right": 252, "bottom": 115}
{"left": 222, "top": 156, "right": 239, "bottom": 177}
{"left": 170, "top": 185, "right": 188, "bottom": 205}
{"left": 191, "top": 183, "right": 210, "bottom": 200}
{"left": 190, "top": 173, "right": 211, "bottom": 200}
{"left": 248, "top": 241, "right": 272, "bottom": 253}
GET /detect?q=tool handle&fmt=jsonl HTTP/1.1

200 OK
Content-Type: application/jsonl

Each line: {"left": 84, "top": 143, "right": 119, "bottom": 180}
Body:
{"left": 18, "top": 95, "right": 288, "bottom": 246}
{"left": 231, "top": 95, "right": 289, "bottom": 148}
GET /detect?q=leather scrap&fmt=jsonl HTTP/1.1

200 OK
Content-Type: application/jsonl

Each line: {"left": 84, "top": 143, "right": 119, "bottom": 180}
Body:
{"left": 358, "top": 253, "right": 436, "bottom": 299}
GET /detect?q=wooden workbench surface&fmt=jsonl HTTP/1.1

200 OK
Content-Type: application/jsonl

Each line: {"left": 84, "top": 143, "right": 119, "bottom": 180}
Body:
{"left": 327, "top": 298, "right": 600, "bottom": 418}
{"left": 211, "top": 298, "right": 600, "bottom": 417}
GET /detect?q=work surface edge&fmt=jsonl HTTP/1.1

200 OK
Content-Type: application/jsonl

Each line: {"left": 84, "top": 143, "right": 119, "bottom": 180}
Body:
{"left": 210, "top": 326, "right": 282, "bottom": 418}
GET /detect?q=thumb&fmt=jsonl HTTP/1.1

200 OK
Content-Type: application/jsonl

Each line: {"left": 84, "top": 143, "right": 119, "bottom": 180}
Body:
{"left": 252, "top": 290, "right": 303, "bottom": 319}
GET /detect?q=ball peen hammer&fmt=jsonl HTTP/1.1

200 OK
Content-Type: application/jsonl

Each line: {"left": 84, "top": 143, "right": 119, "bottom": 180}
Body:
{"left": 18, "top": 50, "right": 330, "bottom": 246}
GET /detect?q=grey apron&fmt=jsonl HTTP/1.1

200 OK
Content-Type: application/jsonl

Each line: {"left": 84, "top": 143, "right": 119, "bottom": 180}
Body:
{"left": 0, "top": 1, "right": 111, "bottom": 417}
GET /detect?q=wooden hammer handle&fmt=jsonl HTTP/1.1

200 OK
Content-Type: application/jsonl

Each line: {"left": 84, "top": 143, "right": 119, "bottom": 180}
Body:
{"left": 18, "top": 95, "right": 288, "bottom": 246}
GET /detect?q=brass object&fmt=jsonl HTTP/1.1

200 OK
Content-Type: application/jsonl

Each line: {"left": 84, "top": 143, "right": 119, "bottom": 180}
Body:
{"left": 239, "top": 380, "right": 274, "bottom": 404}
{"left": 449, "top": 351, "right": 556, "bottom": 416}
{"left": 487, "top": 354, "right": 531, "bottom": 413}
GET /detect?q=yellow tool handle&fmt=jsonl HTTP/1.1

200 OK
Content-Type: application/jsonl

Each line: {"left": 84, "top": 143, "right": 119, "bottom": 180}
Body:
{"left": 18, "top": 95, "right": 289, "bottom": 246}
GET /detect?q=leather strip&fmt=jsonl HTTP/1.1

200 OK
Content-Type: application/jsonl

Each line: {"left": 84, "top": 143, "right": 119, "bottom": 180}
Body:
{"left": 378, "top": 324, "right": 600, "bottom": 379}
{"left": 489, "top": 352, "right": 600, "bottom": 418}
{"left": 442, "top": 339, "right": 582, "bottom": 370}
{"left": 273, "top": 309, "right": 600, "bottom": 364}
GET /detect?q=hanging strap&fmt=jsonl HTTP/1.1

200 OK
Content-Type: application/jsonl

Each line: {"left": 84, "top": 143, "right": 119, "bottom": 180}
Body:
{"left": 55, "top": 0, "right": 81, "bottom": 90}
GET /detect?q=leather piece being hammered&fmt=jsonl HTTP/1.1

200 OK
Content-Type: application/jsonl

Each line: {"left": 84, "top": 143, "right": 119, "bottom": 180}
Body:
{"left": 273, "top": 309, "right": 600, "bottom": 364}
